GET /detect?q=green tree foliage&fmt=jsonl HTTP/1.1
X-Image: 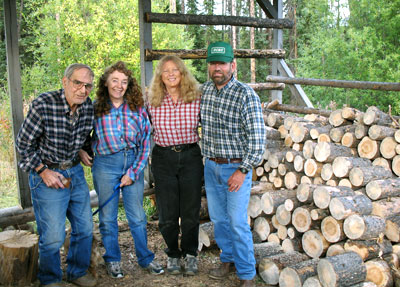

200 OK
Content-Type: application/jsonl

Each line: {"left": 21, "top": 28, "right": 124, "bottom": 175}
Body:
{"left": 20, "top": 0, "right": 193, "bottom": 98}
{"left": 291, "top": 0, "right": 400, "bottom": 113}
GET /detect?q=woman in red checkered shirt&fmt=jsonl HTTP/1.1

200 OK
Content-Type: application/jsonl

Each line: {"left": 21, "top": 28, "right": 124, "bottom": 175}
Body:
{"left": 147, "top": 55, "right": 203, "bottom": 276}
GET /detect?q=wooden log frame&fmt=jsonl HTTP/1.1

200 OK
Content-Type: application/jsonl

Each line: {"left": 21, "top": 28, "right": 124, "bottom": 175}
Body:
{"left": 0, "top": 230, "right": 39, "bottom": 286}
{"left": 317, "top": 252, "right": 367, "bottom": 287}
{"left": 145, "top": 12, "right": 295, "bottom": 29}
{"left": 145, "top": 48, "right": 286, "bottom": 60}
{"left": 279, "top": 258, "right": 320, "bottom": 287}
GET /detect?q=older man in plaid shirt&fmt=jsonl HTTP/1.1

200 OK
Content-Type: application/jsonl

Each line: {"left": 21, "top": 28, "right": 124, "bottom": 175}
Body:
{"left": 201, "top": 42, "right": 266, "bottom": 287}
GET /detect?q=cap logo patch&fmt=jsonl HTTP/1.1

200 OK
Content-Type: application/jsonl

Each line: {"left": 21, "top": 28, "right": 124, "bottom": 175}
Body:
{"left": 211, "top": 47, "right": 225, "bottom": 54}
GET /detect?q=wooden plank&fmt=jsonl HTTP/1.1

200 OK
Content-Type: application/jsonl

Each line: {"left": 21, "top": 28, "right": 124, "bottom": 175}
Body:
{"left": 139, "top": 0, "right": 153, "bottom": 90}
{"left": 3, "top": 0, "right": 30, "bottom": 208}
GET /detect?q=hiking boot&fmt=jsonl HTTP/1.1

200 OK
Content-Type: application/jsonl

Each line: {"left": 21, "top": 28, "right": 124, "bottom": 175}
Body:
{"left": 239, "top": 279, "right": 255, "bottom": 287}
{"left": 167, "top": 257, "right": 181, "bottom": 275}
{"left": 69, "top": 273, "right": 97, "bottom": 287}
{"left": 143, "top": 260, "right": 164, "bottom": 275}
{"left": 106, "top": 261, "right": 124, "bottom": 278}
{"left": 183, "top": 254, "right": 198, "bottom": 276}
{"left": 209, "top": 262, "right": 232, "bottom": 280}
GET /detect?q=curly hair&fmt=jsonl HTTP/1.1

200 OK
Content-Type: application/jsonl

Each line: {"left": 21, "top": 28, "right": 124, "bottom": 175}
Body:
{"left": 94, "top": 61, "right": 144, "bottom": 117}
{"left": 148, "top": 55, "right": 200, "bottom": 107}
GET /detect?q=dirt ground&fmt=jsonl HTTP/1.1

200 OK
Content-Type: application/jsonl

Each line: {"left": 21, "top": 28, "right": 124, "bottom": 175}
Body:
{"left": 50, "top": 220, "right": 268, "bottom": 287}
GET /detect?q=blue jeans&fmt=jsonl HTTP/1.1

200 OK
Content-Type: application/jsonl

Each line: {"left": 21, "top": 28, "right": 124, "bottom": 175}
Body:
{"left": 92, "top": 149, "right": 154, "bottom": 267}
{"left": 204, "top": 159, "right": 255, "bottom": 280}
{"left": 29, "top": 164, "right": 93, "bottom": 285}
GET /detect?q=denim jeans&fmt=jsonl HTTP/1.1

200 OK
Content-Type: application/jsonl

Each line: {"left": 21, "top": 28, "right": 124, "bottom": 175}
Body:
{"left": 204, "top": 158, "right": 255, "bottom": 280}
{"left": 92, "top": 148, "right": 154, "bottom": 267}
{"left": 151, "top": 144, "right": 203, "bottom": 258}
{"left": 29, "top": 164, "right": 93, "bottom": 285}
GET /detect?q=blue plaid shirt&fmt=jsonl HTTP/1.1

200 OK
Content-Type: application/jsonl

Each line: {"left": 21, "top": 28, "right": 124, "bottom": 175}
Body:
{"left": 16, "top": 89, "right": 94, "bottom": 172}
{"left": 200, "top": 76, "right": 266, "bottom": 172}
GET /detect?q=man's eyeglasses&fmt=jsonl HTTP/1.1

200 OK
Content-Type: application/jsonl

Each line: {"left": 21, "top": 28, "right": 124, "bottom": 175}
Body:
{"left": 68, "top": 78, "right": 93, "bottom": 91}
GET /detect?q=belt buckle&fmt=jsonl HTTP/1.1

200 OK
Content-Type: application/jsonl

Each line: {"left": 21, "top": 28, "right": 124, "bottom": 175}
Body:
{"left": 172, "top": 145, "right": 182, "bottom": 152}
{"left": 60, "top": 160, "right": 73, "bottom": 170}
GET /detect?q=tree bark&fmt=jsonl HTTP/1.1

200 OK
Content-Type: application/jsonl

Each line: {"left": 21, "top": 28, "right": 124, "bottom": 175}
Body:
{"left": 317, "top": 252, "right": 366, "bottom": 287}
{"left": 0, "top": 230, "right": 38, "bottom": 286}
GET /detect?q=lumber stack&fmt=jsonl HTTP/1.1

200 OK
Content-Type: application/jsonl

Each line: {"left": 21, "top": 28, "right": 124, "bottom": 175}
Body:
{"left": 198, "top": 103, "right": 400, "bottom": 286}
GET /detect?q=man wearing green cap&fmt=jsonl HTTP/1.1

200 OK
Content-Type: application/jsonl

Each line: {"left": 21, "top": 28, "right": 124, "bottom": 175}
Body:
{"left": 200, "top": 41, "right": 266, "bottom": 287}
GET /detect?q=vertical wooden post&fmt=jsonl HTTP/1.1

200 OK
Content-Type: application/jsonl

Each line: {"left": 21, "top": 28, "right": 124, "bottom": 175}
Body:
{"left": 138, "top": 0, "right": 154, "bottom": 186}
{"left": 271, "top": 0, "right": 283, "bottom": 103}
{"left": 3, "top": 0, "right": 31, "bottom": 208}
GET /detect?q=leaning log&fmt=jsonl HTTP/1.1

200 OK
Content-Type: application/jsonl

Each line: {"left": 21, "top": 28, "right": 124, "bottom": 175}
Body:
{"left": 317, "top": 252, "right": 367, "bottom": 287}
{"left": 0, "top": 230, "right": 39, "bottom": 286}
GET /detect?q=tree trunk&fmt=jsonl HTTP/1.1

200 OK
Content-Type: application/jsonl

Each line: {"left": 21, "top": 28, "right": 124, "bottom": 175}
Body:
{"left": 260, "top": 189, "right": 297, "bottom": 214}
{"left": 321, "top": 163, "right": 334, "bottom": 181}
{"left": 303, "top": 140, "right": 318, "bottom": 159}
{"left": 372, "top": 197, "right": 400, "bottom": 218}
{"left": 380, "top": 137, "right": 397, "bottom": 159}
{"left": 292, "top": 206, "right": 313, "bottom": 233}
{"left": 341, "top": 132, "right": 360, "bottom": 148}
{"left": 313, "top": 185, "right": 354, "bottom": 209}
{"left": 253, "top": 241, "right": 283, "bottom": 264}
{"left": 317, "top": 252, "right": 366, "bottom": 287}
{"left": 344, "top": 239, "right": 393, "bottom": 261}
{"left": 326, "top": 242, "right": 346, "bottom": 257}
{"left": 310, "top": 125, "right": 332, "bottom": 140}
{"left": 0, "top": 230, "right": 38, "bottom": 286}
{"left": 294, "top": 154, "right": 305, "bottom": 172}
{"left": 366, "top": 178, "right": 400, "bottom": 200}
{"left": 365, "top": 259, "right": 393, "bottom": 287}
{"left": 258, "top": 251, "right": 309, "bottom": 285}
{"left": 302, "top": 230, "right": 329, "bottom": 258}
{"left": 329, "top": 125, "right": 356, "bottom": 143}
{"left": 363, "top": 106, "right": 393, "bottom": 126}
{"left": 332, "top": 156, "right": 371, "bottom": 178}
{"left": 368, "top": 125, "right": 396, "bottom": 140}
{"left": 279, "top": 258, "right": 320, "bottom": 287}
{"left": 349, "top": 166, "right": 393, "bottom": 187}
{"left": 329, "top": 194, "right": 373, "bottom": 221}
{"left": 276, "top": 204, "right": 292, "bottom": 226}
{"left": 198, "top": 221, "right": 214, "bottom": 250}
{"left": 329, "top": 109, "right": 352, "bottom": 127}
{"left": 253, "top": 216, "right": 272, "bottom": 241}
{"left": 296, "top": 183, "right": 318, "bottom": 203}
{"left": 393, "top": 155, "right": 400, "bottom": 176}
{"left": 284, "top": 171, "right": 300, "bottom": 190}
{"left": 342, "top": 107, "right": 362, "bottom": 121}
{"left": 314, "top": 142, "right": 354, "bottom": 163}
{"left": 282, "top": 237, "right": 303, "bottom": 252}
{"left": 355, "top": 124, "right": 369, "bottom": 139}
{"left": 321, "top": 216, "right": 346, "bottom": 243}
{"left": 385, "top": 215, "right": 400, "bottom": 242}
{"left": 343, "top": 215, "right": 385, "bottom": 240}
{"left": 358, "top": 136, "right": 380, "bottom": 159}
{"left": 247, "top": 195, "right": 262, "bottom": 218}
{"left": 304, "top": 159, "right": 323, "bottom": 177}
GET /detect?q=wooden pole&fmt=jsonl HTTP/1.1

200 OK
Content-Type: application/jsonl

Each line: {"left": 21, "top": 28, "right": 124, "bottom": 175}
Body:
{"left": 145, "top": 12, "right": 294, "bottom": 29}
{"left": 266, "top": 75, "right": 400, "bottom": 92}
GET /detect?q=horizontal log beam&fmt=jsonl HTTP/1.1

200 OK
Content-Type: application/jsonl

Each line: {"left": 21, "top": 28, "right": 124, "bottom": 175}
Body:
{"left": 145, "top": 12, "right": 294, "bottom": 29}
{"left": 266, "top": 99, "right": 331, "bottom": 117}
{"left": 145, "top": 49, "right": 285, "bottom": 61}
{"left": 267, "top": 75, "right": 400, "bottom": 92}
{"left": 248, "top": 82, "right": 285, "bottom": 91}
{"left": 0, "top": 188, "right": 155, "bottom": 229}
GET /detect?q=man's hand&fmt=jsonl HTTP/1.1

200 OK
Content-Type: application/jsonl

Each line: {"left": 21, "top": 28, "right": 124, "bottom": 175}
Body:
{"left": 79, "top": 149, "right": 93, "bottom": 167}
{"left": 120, "top": 174, "right": 133, "bottom": 187}
{"left": 227, "top": 169, "right": 246, "bottom": 192}
{"left": 40, "top": 169, "right": 68, "bottom": 189}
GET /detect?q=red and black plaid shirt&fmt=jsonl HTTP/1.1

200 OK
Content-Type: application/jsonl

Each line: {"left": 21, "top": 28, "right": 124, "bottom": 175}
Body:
{"left": 147, "top": 93, "right": 201, "bottom": 146}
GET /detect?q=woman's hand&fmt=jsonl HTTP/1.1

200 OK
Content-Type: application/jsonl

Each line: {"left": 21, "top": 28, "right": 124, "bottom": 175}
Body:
{"left": 79, "top": 149, "right": 93, "bottom": 167}
{"left": 120, "top": 174, "right": 133, "bottom": 187}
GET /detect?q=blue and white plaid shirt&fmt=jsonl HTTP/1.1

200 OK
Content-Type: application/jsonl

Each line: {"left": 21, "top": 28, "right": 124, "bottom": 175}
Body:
{"left": 200, "top": 76, "right": 266, "bottom": 172}
{"left": 16, "top": 89, "right": 94, "bottom": 172}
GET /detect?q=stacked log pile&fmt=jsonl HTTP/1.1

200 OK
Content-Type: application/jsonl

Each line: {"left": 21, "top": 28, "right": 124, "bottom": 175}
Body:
{"left": 199, "top": 103, "right": 400, "bottom": 286}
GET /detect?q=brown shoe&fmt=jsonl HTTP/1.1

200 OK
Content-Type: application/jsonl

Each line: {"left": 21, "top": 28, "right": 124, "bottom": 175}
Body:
{"left": 239, "top": 279, "right": 255, "bottom": 287}
{"left": 209, "top": 262, "right": 233, "bottom": 280}
{"left": 69, "top": 273, "right": 97, "bottom": 287}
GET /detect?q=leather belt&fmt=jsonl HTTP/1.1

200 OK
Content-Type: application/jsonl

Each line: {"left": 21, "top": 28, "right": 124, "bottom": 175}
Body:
{"left": 209, "top": 157, "right": 242, "bottom": 164}
{"left": 44, "top": 157, "right": 81, "bottom": 170}
{"left": 156, "top": 143, "right": 198, "bottom": 153}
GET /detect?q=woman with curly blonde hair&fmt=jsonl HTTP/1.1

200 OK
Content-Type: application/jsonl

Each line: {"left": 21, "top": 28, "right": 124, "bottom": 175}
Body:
{"left": 147, "top": 55, "right": 203, "bottom": 276}
{"left": 79, "top": 61, "right": 164, "bottom": 279}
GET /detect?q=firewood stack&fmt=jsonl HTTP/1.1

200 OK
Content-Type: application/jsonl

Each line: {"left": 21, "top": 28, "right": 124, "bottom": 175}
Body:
{"left": 199, "top": 102, "right": 400, "bottom": 287}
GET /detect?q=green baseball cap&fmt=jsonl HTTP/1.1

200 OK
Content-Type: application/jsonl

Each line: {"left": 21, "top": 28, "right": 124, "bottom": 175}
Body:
{"left": 206, "top": 41, "right": 234, "bottom": 63}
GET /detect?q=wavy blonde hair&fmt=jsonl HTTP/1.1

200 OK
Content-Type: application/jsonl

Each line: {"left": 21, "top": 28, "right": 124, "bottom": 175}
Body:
{"left": 148, "top": 55, "right": 200, "bottom": 107}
